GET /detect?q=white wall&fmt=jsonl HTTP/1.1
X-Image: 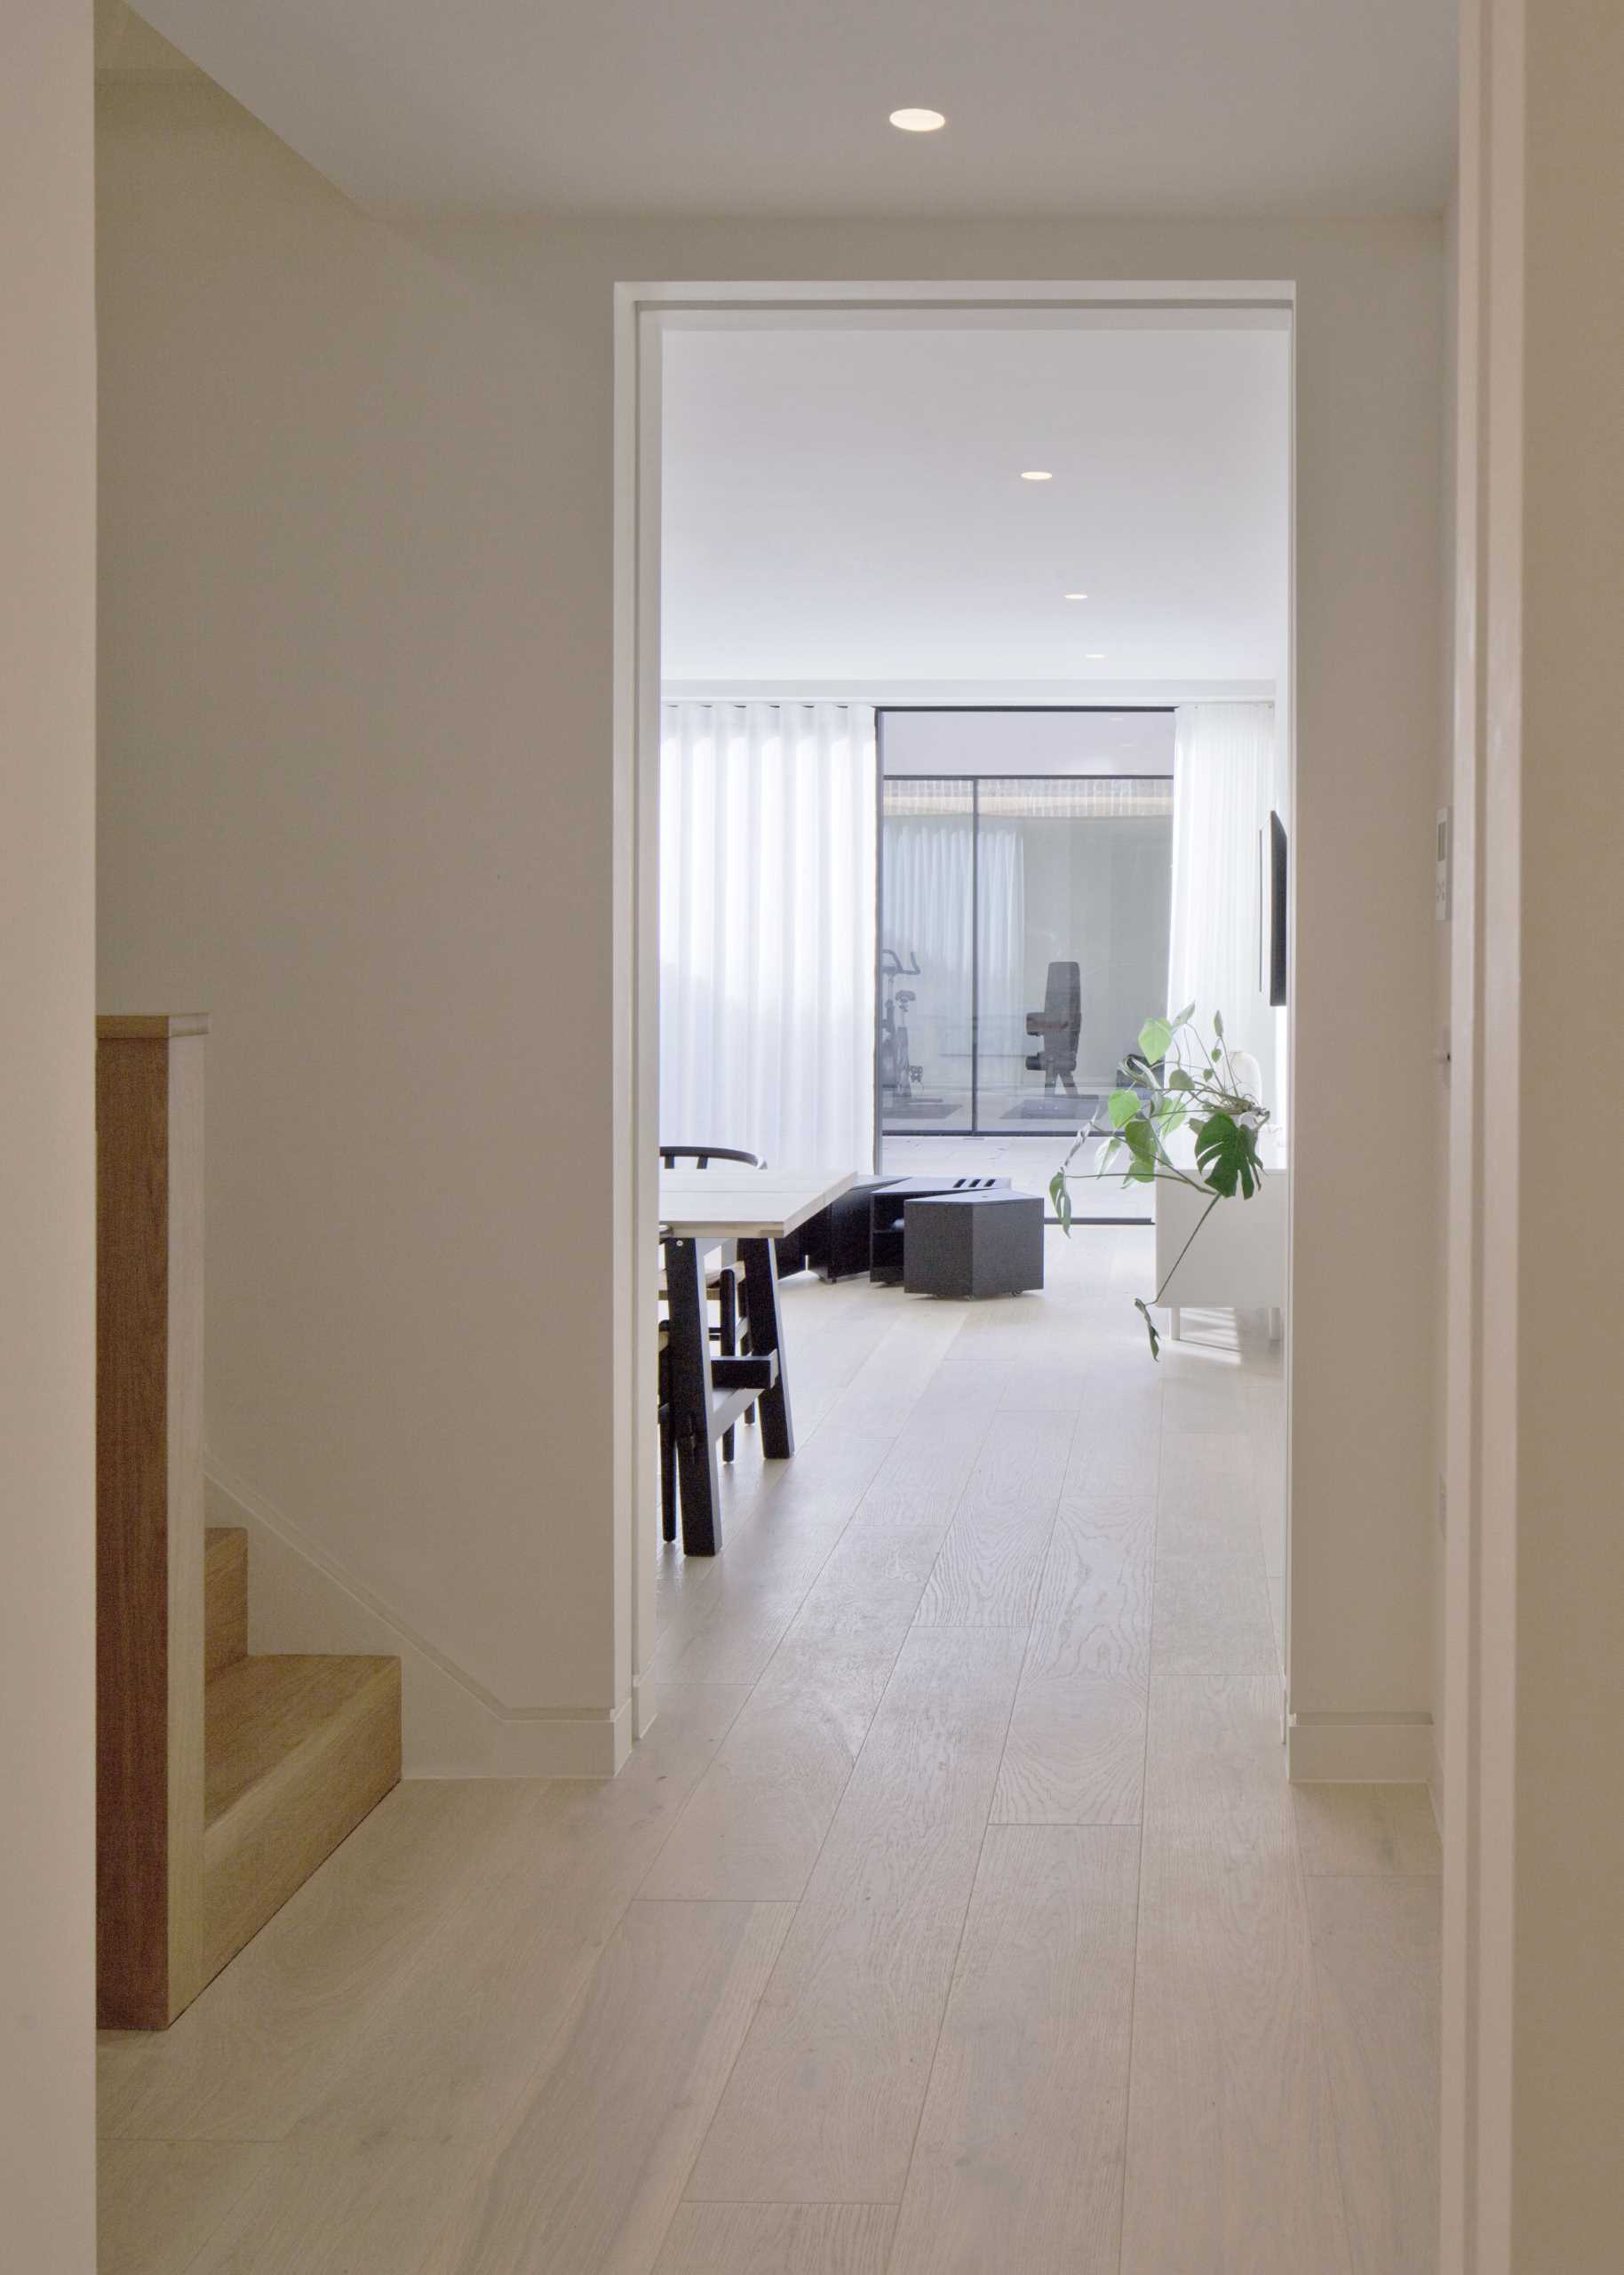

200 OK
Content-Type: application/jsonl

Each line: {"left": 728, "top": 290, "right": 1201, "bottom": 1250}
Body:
{"left": 96, "top": 74, "right": 1443, "bottom": 1776}
{"left": 1509, "top": 1, "right": 1624, "bottom": 2231}
{"left": 1, "top": 4, "right": 99, "bottom": 2266}
{"left": 1442, "top": 1, "right": 1624, "bottom": 2263}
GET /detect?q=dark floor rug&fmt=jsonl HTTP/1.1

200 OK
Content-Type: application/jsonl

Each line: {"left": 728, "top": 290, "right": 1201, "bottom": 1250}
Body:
{"left": 1000, "top": 1093, "right": 1103, "bottom": 1122}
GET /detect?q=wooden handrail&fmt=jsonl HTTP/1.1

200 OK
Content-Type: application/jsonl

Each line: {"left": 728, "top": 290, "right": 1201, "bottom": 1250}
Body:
{"left": 96, "top": 1014, "right": 208, "bottom": 2028}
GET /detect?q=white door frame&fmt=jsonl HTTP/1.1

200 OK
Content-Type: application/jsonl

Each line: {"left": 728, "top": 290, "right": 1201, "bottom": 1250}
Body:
{"left": 611, "top": 277, "right": 1299, "bottom": 1741}
{"left": 1439, "top": 1, "right": 1520, "bottom": 2263}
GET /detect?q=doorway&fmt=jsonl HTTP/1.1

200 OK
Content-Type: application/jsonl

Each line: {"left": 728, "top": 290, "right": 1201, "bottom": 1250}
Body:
{"left": 620, "top": 280, "right": 1298, "bottom": 1723}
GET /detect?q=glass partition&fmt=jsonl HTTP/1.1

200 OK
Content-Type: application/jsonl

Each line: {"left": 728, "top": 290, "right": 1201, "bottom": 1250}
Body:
{"left": 879, "top": 778, "right": 974, "bottom": 1130}
{"left": 880, "top": 770, "right": 1173, "bottom": 1141}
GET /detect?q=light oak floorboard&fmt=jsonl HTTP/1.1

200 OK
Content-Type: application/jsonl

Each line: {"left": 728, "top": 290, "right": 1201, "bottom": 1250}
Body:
{"left": 914, "top": 1409, "right": 1076, "bottom": 1626}
{"left": 652, "top": 2203, "right": 897, "bottom": 2275}
{"left": 292, "top": 1688, "right": 750, "bottom": 2144}
{"left": 686, "top": 1626, "right": 1027, "bottom": 2206}
{"left": 792, "top": 1409, "right": 999, "bottom": 1627}
{"left": 186, "top": 2138, "right": 490, "bottom": 2275}
{"left": 651, "top": 1586, "right": 813, "bottom": 1687}
{"left": 752, "top": 1608, "right": 917, "bottom": 1749}
{"left": 436, "top": 1900, "right": 792, "bottom": 2275}
{"left": 97, "top": 1780, "right": 537, "bottom": 2143}
{"left": 1029, "top": 1503, "right": 1155, "bottom": 1680}
{"left": 995, "top": 1353, "right": 1095, "bottom": 1416}
{"left": 1063, "top": 1408, "right": 1161, "bottom": 1505}
{"left": 1158, "top": 1348, "right": 1256, "bottom": 1435}
{"left": 1292, "top": 1782, "right": 1443, "bottom": 1877}
{"left": 1267, "top": 1566, "right": 1287, "bottom": 1673}
{"left": 97, "top": 1249, "right": 1437, "bottom": 2275}
{"left": 651, "top": 1417, "right": 893, "bottom": 1650}
{"left": 98, "top": 2139, "right": 272, "bottom": 2275}
{"left": 1150, "top": 1548, "right": 1278, "bottom": 1677}
{"left": 816, "top": 1303, "right": 971, "bottom": 1441}
{"left": 991, "top": 1673, "right": 1146, "bottom": 1824}
{"left": 1155, "top": 1431, "right": 1263, "bottom": 1558}
{"left": 1119, "top": 1676, "right": 1353, "bottom": 2275}
{"left": 641, "top": 1687, "right": 870, "bottom": 1901}
{"left": 898, "top": 1356, "right": 1011, "bottom": 1430}
{"left": 1309, "top": 1876, "right": 1441, "bottom": 2275}
{"left": 888, "top": 1824, "right": 1139, "bottom": 2275}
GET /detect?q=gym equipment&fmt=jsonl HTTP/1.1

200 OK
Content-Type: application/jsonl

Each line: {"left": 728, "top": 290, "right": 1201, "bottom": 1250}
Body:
{"left": 1024, "top": 960, "right": 1082, "bottom": 1094}
{"left": 880, "top": 947, "right": 923, "bottom": 1106}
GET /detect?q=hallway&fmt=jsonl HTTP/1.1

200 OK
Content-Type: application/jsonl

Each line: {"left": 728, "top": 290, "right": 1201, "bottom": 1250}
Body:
{"left": 98, "top": 1225, "right": 1439, "bottom": 2274}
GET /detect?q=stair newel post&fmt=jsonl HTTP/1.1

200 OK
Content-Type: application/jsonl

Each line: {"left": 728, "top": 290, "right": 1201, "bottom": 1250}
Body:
{"left": 96, "top": 1014, "right": 209, "bottom": 2029}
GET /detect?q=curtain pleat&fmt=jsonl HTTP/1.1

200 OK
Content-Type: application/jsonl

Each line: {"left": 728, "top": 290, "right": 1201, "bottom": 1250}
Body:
{"left": 659, "top": 700, "right": 877, "bottom": 1168}
{"left": 1166, "top": 701, "right": 1274, "bottom": 1084}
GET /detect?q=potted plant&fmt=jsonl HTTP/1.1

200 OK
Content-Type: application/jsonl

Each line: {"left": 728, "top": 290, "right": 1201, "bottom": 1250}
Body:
{"left": 1048, "top": 1005, "right": 1270, "bottom": 1360}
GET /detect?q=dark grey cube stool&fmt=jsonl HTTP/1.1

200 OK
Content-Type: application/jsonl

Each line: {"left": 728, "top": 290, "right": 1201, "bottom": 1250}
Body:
{"left": 869, "top": 1175, "right": 1010, "bottom": 1284}
{"left": 903, "top": 1190, "right": 1045, "bottom": 1297}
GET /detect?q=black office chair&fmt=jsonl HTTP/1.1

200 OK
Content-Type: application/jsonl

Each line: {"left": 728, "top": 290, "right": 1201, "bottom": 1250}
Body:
{"left": 1024, "top": 961, "right": 1082, "bottom": 1092}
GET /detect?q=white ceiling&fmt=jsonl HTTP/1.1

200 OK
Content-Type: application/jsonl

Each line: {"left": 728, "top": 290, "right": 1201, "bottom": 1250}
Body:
{"left": 128, "top": 0, "right": 1453, "bottom": 219}
{"left": 660, "top": 322, "right": 1290, "bottom": 688}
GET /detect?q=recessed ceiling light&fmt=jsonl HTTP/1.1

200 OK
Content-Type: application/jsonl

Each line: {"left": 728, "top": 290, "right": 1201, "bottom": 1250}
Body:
{"left": 1020, "top": 469, "right": 1053, "bottom": 482}
{"left": 1086, "top": 651, "right": 1107, "bottom": 660}
{"left": 1064, "top": 591, "right": 1089, "bottom": 601}
{"left": 889, "top": 107, "right": 946, "bottom": 132}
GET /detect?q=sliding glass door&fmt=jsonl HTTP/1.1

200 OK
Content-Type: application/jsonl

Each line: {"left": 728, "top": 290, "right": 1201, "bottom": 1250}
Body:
{"left": 880, "top": 771, "right": 1173, "bottom": 1140}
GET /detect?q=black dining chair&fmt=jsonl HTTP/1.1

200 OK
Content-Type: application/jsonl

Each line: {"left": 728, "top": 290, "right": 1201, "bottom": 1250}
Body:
{"left": 657, "top": 1146, "right": 762, "bottom": 1470}
{"left": 658, "top": 1145, "right": 763, "bottom": 1169}
{"left": 657, "top": 1323, "right": 678, "bottom": 1542}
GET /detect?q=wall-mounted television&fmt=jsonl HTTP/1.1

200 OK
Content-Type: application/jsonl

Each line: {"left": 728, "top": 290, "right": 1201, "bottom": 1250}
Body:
{"left": 1269, "top": 810, "right": 1288, "bottom": 1007}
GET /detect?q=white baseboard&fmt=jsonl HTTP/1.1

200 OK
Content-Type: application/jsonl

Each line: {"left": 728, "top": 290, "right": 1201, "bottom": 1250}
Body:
{"left": 632, "top": 1675, "right": 661, "bottom": 1744}
{"left": 205, "top": 1459, "right": 632, "bottom": 1779}
{"left": 1286, "top": 1709, "right": 1435, "bottom": 1783}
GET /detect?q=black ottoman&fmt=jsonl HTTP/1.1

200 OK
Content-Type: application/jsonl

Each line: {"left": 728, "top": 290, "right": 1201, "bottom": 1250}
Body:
{"left": 903, "top": 1190, "right": 1045, "bottom": 1298}
{"left": 804, "top": 1177, "right": 901, "bottom": 1282}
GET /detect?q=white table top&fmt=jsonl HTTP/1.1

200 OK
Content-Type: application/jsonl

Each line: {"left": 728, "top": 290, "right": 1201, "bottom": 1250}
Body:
{"left": 659, "top": 1167, "right": 857, "bottom": 1241}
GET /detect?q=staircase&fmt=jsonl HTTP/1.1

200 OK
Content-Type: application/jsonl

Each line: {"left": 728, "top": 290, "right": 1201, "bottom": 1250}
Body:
{"left": 200, "top": 1527, "right": 399, "bottom": 1990}
{"left": 96, "top": 1016, "right": 401, "bottom": 2030}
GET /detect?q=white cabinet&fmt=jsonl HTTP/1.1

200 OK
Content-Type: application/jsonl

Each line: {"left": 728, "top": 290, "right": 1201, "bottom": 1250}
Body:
{"left": 1153, "top": 1131, "right": 1286, "bottom": 1337}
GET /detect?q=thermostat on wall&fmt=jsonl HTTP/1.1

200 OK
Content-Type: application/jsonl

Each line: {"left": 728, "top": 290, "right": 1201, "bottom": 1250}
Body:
{"left": 1436, "top": 806, "right": 1453, "bottom": 922}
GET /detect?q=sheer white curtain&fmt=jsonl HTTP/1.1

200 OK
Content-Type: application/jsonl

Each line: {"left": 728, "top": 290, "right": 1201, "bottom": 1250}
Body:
{"left": 660, "top": 701, "right": 877, "bottom": 1168}
{"left": 974, "top": 824, "right": 1027, "bottom": 1096}
{"left": 1166, "top": 702, "right": 1274, "bottom": 1082}
{"left": 879, "top": 810, "right": 1025, "bottom": 1114}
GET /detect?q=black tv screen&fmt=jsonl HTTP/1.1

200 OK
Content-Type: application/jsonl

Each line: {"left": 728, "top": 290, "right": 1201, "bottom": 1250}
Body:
{"left": 1269, "top": 810, "right": 1288, "bottom": 1007}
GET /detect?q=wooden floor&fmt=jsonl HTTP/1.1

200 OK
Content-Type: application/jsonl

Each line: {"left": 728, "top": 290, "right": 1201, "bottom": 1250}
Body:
{"left": 98, "top": 1225, "right": 1440, "bottom": 2275}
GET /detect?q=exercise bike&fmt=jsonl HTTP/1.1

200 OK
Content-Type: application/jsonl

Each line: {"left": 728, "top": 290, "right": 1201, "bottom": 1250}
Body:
{"left": 880, "top": 948, "right": 924, "bottom": 1106}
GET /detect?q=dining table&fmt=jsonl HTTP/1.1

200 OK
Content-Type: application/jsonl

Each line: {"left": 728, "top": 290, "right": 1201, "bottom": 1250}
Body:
{"left": 659, "top": 1165, "right": 856, "bottom": 1555}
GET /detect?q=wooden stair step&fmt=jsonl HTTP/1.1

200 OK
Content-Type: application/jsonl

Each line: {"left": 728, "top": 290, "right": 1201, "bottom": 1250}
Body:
{"left": 204, "top": 1526, "right": 248, "bottom": 1678}
{"left": 202, "top": 1653, "right": 401, "bottom": 1985}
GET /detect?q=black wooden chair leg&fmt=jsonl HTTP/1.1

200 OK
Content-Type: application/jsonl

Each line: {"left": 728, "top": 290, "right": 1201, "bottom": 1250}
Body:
{"left": 720, "top": 1266, "right": 737, "bottom": 1462}
{"left": 737, "top": 1236, "right": 795, "bottom": 1458}
{"left": 665, "top": 1234, "right": 722, "bottom": 1554}
{"left": 659, "top": 1406, "right": 677, "bottom": 1539}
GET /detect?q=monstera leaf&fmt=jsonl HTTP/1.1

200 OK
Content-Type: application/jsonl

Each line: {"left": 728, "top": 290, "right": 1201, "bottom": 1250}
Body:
{"left": 1192, "top": 1110, "right": 1262, "bottom": 1200}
